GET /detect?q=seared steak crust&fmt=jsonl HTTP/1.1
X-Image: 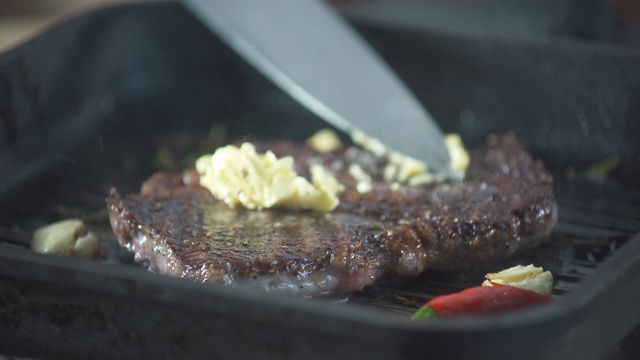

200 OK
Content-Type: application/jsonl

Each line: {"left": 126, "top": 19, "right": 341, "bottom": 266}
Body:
{"left": 108, "top": 133, "right": 556, "bottom": 297}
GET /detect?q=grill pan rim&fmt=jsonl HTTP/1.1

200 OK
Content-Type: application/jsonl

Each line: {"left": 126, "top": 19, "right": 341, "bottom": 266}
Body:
{"left": 1, "top": 2, "right": 640, "bottom": 359}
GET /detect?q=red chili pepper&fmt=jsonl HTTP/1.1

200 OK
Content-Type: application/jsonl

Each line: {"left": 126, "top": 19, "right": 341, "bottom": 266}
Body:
{"left": 412, "top": 283, "right": 553, "bottom": 319}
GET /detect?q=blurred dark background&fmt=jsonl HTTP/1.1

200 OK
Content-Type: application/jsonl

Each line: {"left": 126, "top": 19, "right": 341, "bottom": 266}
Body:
{"left": 334, "top": 0, "right": 640, "bottom": 48}
{"left": 0, "top": 0, "right": 127, "bottom": 51}
{"left": 2, "top": 0, "right": 640, "bottom": 52}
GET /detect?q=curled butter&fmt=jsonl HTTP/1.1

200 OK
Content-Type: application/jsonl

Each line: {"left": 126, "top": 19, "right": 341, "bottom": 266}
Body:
{"left": 196, "top": 143, "right": 344, "bottom": 212}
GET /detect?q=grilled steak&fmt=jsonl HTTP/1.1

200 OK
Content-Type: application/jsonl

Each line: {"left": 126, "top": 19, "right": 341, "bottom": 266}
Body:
{"left": 108, "top": 133, "right": 557, "bottom": 297}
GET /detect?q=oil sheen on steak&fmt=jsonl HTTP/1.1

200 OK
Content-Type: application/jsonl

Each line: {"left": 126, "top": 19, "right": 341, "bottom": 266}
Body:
{"left": 107, "top": 133, "right": 557, "bottom": 297}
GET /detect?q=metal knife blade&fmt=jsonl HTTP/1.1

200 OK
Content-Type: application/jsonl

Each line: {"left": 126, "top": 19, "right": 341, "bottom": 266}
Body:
{"left": 181, "top": 0, "right": 452, "bottom": 174}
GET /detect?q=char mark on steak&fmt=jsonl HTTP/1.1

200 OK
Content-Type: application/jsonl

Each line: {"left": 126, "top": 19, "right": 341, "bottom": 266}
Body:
{"left": 107, "top": 133, "right": 557, "bottom": 297}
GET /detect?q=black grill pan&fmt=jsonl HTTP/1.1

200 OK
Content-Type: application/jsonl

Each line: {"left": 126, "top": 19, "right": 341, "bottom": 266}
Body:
{"left": 1, "top": 2, "right": 640, "bottom": 359}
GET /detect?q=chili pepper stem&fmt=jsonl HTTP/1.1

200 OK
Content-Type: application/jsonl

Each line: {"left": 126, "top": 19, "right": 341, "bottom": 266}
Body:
{"left": 411, "top": 305, "right": 436, "bottom": 319}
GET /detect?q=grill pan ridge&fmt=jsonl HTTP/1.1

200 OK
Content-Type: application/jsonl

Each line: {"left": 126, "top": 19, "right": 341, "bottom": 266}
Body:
{"left": 1, "top": 2, "right": 640, "bottom": 359}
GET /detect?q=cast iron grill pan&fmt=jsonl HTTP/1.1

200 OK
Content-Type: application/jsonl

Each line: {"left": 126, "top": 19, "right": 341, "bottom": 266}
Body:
{"left": 1, "top": 2, "right": 640, "bottom": 359}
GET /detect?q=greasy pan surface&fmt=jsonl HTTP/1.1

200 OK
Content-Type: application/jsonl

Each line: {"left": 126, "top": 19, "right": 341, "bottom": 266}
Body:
{"left": 1, "top": 1, "right": 640, "bottom": 359}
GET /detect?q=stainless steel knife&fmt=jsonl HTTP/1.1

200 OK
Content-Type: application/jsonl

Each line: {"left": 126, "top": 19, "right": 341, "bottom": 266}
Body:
{"left": 181, "top": 0, "right": 452, "bottom": 175}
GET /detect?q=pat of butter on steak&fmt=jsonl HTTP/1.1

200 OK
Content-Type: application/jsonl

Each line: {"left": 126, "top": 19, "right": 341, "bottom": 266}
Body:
{"left": 107, "top": 133, "right": 557, "bottom": 297}
{"left": 195, "top": 142, "right": 344, "bottom": 212}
